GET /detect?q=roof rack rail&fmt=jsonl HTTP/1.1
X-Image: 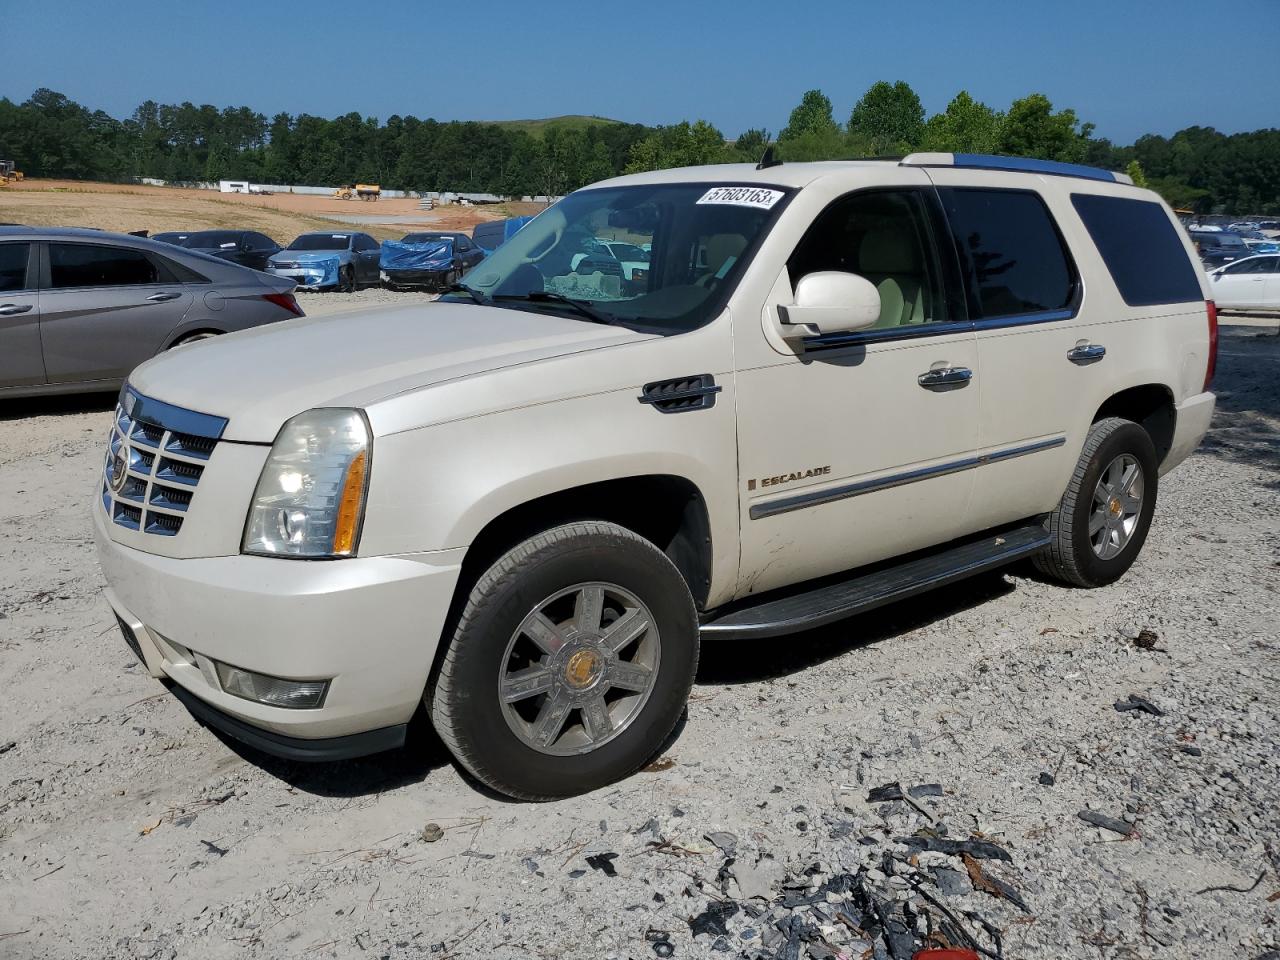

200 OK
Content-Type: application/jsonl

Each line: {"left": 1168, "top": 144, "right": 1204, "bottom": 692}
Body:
{"left": 900, "top": 152, "right": 1133, "bottom": 186}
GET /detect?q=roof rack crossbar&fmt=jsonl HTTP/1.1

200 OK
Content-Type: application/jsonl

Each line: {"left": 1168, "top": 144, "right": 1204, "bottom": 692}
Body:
{"left": 900, "top": 152, "right": 1133, "bottom": 185}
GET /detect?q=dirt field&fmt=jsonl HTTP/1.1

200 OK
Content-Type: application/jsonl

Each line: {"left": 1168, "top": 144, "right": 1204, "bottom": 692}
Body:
{"left": 0, "top": 179, "right": 543, "bottom": 243}
{"left": 0, "top": 322, "right": 1277, "bottom": 959}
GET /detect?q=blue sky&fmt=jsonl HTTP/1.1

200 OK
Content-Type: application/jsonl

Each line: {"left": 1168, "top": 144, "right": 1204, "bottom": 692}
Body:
{"left": 2, "top": 0, "right": 1276, "bottom": 144}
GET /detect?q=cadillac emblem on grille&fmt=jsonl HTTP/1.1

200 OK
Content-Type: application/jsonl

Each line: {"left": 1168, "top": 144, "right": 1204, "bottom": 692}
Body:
{"left": 101, "top": 387, "right": 229, "bottom": 538}
{"left": 108, "top": 445, "right": 129, "bottom": 494}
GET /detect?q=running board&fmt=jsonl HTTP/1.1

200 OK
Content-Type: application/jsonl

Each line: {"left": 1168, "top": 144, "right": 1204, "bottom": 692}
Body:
{"left": 700, "top": 521, "right": 1050, "bottom": 640}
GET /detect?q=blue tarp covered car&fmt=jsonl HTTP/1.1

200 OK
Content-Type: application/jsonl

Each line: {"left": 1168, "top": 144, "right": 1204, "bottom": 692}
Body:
{"left": 379, "top": 238, "right": 462, "bottom": 289}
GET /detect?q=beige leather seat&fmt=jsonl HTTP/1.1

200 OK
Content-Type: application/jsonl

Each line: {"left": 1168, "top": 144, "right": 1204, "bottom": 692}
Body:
{"left": 858, "top": 227, "right": 926, "bottom": 327}
{"left": 700, "top": 234, "right": 747, "bottom": 286}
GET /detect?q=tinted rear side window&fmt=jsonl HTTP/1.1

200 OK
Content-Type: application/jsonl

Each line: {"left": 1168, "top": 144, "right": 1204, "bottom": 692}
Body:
{"left": 49, "top": 244, "right": 159, "bottom": 288}
{"left": 1073, "top": 195, "right": 1203, "bottom": 306}
{"left": 938, "top": 188, "right": 1076, "bottom": 320}
{"left": 0, "top": 243, "right": 30, "bottom": 292}
{"left": 472, "top": 222, "right": 503, "bottom": 251}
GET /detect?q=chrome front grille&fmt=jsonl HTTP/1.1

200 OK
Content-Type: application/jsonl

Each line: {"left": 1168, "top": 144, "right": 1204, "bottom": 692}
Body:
{"left": 101, "top": 387, "right": 228, "bottom": 537}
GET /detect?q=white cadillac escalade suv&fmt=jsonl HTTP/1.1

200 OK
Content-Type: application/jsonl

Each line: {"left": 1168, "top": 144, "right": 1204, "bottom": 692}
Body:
{"left": 95, "top": 154, "right": 1217, "bottom": 800}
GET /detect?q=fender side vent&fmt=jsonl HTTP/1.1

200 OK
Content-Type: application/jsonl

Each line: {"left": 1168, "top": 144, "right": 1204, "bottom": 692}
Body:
{"left": 638, "top": 374, "right": 722, "bottom": 414}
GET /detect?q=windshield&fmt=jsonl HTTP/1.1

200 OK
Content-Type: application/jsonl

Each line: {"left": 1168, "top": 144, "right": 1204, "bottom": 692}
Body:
{"left": 288, "top": 234, "right": 351, "bottom": 251}
{"left": 186, "top": 230, "right": 241, "bottom": 249}
{"left": 402, "top": 233, "right": 450, "bottom": 243}
{"left": 455, "top": 182, "right": 789, "bottom": 334}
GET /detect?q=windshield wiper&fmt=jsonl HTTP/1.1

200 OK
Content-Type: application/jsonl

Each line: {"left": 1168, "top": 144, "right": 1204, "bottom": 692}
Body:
{"left": 440, "top": 282, "right": 490, "bottom": 305}
{"left": 493, "top": 291, "right": 614, "bottom": 325}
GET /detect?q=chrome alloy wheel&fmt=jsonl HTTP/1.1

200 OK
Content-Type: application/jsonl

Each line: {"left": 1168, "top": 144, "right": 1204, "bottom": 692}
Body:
{"left": 498, "top": 582, "right": 661, "bottom": 756}
{"left": 1090, "top": 454, "right": 1144, "bottom": 560}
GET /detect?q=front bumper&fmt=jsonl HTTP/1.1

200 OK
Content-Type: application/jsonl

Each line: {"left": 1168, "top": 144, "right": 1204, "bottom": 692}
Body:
{"left": 380, "top": 269, "right": 451, "bottom": 288}
{"left": 1161, "top": 390, "right": 1216, "bottom": 476}
{"left": 95, "top": 505, "right": 464, "bottom": 751}
{"left": 267, "top": 262, "right": 341, "bottom": 289}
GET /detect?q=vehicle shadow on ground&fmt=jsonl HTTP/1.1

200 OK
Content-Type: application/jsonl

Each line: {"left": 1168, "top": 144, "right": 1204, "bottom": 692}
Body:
{"left": 206, "top": 707, "right": 457, "bottom": 799}
{"left": 1198, "top": 327, "right": 1280, "bottom": 480}
{"left": 0, "top": 391, "right": 116, "bottom": 420}
{"left": 696, "top": 572, "right": 1016, "bottom": 685}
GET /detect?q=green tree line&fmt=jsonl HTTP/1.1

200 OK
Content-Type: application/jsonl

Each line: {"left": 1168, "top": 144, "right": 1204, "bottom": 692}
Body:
{"left": 2, "top": 85, "right": 1277, "bottom": 213}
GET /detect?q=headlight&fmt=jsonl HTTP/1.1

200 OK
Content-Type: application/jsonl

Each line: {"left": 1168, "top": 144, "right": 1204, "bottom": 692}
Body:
{"left": 242, "top": 408, "right": 371, "bottom": 558}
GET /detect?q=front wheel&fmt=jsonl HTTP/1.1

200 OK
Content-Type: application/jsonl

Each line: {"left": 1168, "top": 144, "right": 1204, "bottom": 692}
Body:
{"left": 430, "top": 521, "right": 699, "bottom": 800}
{"left": 338, "top": 266, "right": 355, "bottom": 293}
{"left": 1034, "top": 417, "right": 1159, "bottom": 587}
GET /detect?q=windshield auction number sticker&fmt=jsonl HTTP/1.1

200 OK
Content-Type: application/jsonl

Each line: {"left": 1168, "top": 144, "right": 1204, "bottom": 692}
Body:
{"left": 696, "top": 187, "right": 784, "bottom": 210}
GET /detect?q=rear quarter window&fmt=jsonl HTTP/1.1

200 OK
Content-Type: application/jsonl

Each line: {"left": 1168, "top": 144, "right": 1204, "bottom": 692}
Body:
{"left": 1073, "top": 195, "right": 1204, "bottom": 306}
{"left": 937, "top": 187, "right": 1077, "bottom": 320}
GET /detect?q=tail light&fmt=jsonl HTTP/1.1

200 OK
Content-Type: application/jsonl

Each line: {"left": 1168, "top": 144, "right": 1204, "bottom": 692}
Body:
{"left": 1204, "top": 299, "right": 1218, "bottom": 391}
{"left": 263, "top": 292, "right": 304, "bottom": 317}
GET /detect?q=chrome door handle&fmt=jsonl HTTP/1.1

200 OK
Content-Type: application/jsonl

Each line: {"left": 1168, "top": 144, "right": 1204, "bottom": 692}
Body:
{"left": 917, "top": 366, "right": 973, "bottom": 390}
{"left": 1068, "top": 343, "right": 1106, "bottom": 365}
{"left": 146, "top": 292, "right": 181, "bottom": 302}
{"left": 0, "top": 303, "right": 33, "bottom": 315}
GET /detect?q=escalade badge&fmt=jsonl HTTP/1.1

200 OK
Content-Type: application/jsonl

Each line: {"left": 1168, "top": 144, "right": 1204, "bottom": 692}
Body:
{"left": 748, "top": 466, "right": 831, "bottom": 491}
{"left": 109, "top": 447, "right": 129, "bottom": 493}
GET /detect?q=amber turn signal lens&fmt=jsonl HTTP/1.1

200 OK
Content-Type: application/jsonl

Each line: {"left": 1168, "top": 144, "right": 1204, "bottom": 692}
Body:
{"left": 332, "top": 449, "right": 368, "bottom": 556}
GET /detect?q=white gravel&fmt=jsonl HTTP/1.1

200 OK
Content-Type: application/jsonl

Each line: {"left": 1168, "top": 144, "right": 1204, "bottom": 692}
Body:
{"left": 0, "top": 324, "right": 1276, "bottom": 960}
{"left": 294, "top": 286, "right": 438, "bottom": 318}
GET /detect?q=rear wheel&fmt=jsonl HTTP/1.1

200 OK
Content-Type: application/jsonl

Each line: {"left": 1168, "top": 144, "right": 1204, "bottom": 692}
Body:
{"left": 1034, "top": 417, "right": 1158, "bottom": 587}
{"left": 430, "top": 521, "right": 698, "bottom": 800}
{"left": 170, "top": 331, "right": 219, "bottom": 348}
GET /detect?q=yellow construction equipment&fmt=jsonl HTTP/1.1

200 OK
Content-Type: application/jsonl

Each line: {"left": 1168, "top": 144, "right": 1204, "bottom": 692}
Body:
{"left": 0, "top": 160, "right": 23, "bottom": 185}
{"left": 334, "top": 183, "right": 380, "bottom": 201}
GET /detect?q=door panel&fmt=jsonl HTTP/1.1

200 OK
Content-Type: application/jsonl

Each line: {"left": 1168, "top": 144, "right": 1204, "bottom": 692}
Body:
{"left": 1212, "top": 268, "right": 1263, "bottom": 308}
{"left": 0, "top": 242, "right": 43, "bottom": 388}
{"left": 40, "top": 241, "right": 193, "bottom": 384}
{"left": 737, "top": 334, "right": 980, "bottom": 596}
{"left": 1265, "top": 261, "right": 1280, "bottom": 308}
{"left": 40, "top": 287, "right": 194, "bottom": 383}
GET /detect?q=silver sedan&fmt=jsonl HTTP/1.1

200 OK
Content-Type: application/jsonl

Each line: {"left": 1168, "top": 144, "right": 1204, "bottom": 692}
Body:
{"left": 0, "top": 226, "right": 305, "bottom": 398}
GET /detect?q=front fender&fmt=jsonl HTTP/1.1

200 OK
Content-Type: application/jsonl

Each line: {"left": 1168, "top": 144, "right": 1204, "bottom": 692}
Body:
{"left": 358, "top": 386, "right": 741, "bottom": 607}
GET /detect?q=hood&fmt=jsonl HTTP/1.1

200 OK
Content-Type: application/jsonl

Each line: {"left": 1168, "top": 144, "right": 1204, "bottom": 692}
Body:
{"left": 270, "top": 250, "right": 350, "bottom": 263}
{"left": 127, "top": 301, "right": 652, "bottom": 442}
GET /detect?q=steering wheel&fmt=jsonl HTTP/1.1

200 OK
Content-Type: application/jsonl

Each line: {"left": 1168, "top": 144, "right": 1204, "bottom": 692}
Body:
{"left": 519, "top": 225, "right": 563, "bottom": 264}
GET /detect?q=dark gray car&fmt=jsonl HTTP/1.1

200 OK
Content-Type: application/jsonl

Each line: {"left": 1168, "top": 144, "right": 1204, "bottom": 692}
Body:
{"left": 0, "top": 227, "right": 305, "bottom": 398}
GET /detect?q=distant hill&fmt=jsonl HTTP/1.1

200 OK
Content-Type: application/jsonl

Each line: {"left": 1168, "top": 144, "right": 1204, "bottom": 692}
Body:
{"left": 488, "top": 115, "right": 628, "bottom": 136}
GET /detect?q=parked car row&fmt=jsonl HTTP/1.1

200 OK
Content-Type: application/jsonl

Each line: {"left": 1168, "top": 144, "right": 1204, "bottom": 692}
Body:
{"left": 150, "top": 216, "right": 538, "bottom": 292}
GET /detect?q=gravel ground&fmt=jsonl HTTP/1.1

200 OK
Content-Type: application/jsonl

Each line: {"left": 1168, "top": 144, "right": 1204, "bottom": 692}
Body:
{"left": 0, "top": 325, "right": 1276, "bottom": 960}
{"left": 294, "top": 287, "right": 438, "bottom": 318}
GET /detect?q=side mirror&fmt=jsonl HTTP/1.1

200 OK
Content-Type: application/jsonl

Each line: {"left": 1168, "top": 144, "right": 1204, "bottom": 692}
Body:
{"left": 778, "top": 272, "right": 882, "bottom": 339}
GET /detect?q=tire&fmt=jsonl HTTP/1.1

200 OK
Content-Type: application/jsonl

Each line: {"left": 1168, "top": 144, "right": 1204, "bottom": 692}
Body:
{"left": 338, "top": 266, "right": 355, "bottom": 293}
{"left": 170, "top": 331, "right": 219, "bottom": 348}
{"left": 430, "top": 521, "right": 699, "bottom": 801}
{"left": 1034, "top": 417, "right": 1159, "bottom": 588}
